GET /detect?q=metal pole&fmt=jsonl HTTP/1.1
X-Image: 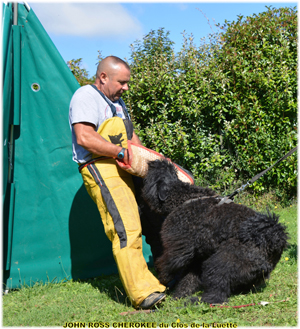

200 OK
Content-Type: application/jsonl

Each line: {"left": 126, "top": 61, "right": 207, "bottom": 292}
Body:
{"left": 23, "top": 2, "right": 30, "bottom": 11}
{"left": 9, "top": 2, "right": 18, "bottom": 183}
{"left": 13, "top": 2, "right": 18, "bottom": 25}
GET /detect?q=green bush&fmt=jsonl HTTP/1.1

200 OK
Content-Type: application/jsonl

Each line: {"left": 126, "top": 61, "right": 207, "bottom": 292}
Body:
{"left": 69, "top": 6, "right": 297, "bottom": 204}
{"left": 124, "top": 6, "right": 297, "bottom": 204}
{"left": 67, "top": 58, "right": 94, "bottom": 86}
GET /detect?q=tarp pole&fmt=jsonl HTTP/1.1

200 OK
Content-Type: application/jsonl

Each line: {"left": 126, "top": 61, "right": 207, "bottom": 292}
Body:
{"left": 13, "top": 2, "right": 18, "bottom": 25}
{"left": 5, "top": 2, "right": 19, "bottom": 275}
{"left": 23, "top": 2, "right": 30, "bottom": 11}
{"left": 8, "top": 3, "right": 18, "bottom": 184}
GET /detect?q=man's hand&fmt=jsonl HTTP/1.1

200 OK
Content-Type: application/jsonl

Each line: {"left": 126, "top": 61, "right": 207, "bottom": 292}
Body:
{"left": 121, "top": 148, "right": 131, "bottom": 165}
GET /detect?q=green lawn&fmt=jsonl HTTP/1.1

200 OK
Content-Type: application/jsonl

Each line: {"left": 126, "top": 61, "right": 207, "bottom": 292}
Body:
{"left": 2, "top": 205, "right": 297, "bottom": 327}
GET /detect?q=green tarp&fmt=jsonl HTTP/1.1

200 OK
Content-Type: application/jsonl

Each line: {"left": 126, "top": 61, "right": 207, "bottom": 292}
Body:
{"left": 3, "top": 3, "right": 153, "bottom": 289}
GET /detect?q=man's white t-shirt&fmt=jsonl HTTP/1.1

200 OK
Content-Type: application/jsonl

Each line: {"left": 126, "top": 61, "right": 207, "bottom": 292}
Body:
{"left": 69, "top": 85, "right": 127, "bottom": 163}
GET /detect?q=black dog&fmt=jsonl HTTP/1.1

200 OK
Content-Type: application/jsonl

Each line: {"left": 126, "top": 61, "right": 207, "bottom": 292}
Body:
{"left": 140, "top": 159, "right": 288, "bottom": 304}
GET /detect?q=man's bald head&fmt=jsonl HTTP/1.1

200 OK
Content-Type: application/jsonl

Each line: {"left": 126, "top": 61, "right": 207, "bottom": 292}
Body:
{"left": 94, "top": 56, "right": 131, "bottom": 101}
{"left": 96, "top": 56, "right": 130, "bottom": 79}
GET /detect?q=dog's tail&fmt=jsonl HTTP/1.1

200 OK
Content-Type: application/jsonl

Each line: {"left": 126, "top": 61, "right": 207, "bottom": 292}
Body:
{"left": 239, "top": 211, "right": 288, "bottom": 263}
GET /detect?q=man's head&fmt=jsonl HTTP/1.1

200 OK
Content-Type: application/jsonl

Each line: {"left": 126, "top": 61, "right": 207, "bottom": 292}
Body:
{"left": 95, "top": 56, "right": 131, "bottom": 102}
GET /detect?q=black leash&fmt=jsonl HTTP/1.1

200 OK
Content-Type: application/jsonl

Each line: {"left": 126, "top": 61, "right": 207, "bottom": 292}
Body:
{"left": 227, "top": 145, "right": 297, "bottom": 200}
{"left": 183, "top": 146, "right": 297, "bottom": 206}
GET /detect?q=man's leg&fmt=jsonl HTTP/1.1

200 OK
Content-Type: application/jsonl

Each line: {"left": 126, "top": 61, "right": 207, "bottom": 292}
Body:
{"left": 81, "top": 159, "right": 165, "bottom": 308}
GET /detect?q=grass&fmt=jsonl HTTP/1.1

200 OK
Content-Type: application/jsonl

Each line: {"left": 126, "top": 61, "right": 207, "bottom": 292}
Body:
{"left": 2, "top": 204, "right": 297, "bottom": 327}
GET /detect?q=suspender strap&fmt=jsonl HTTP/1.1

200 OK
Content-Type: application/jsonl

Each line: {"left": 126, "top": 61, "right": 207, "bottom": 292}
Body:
{"left": 118, "top": 98, "right": 130, "bottom": 120}
{"left": 90, "top": 84, "right": 130, "bottom": 120}
{"left": 78, "top": 156, "right": 110, "bottom": 173}
{"left": 78, "top": 87, "right": 133, "bottom": 174}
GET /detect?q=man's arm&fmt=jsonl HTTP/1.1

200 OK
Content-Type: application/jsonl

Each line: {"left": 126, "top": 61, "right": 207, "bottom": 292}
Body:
{"left": 73, "top": 122, "right": 130, "bottom": 163}
{"left": 131, "top": 131, "right": 143, "bottom": 146}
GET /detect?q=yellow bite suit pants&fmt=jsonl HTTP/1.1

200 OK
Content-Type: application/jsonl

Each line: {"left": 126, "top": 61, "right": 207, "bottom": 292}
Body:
{"left": 80, "top": 118, "right": 165, "bottom": 308}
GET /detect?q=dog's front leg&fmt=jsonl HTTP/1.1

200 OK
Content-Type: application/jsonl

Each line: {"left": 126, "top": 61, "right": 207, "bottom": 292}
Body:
{"left": 172, "top": 265, "right": 203, "bottom": 299}
{"left": 200, "top": 265, "right": 231, "bottom": 304}
{"left": 201, "top": 287, "right": 230, "bottom": 304}
{"left": 155, "top": 242, "right": 195, "bottom": 285}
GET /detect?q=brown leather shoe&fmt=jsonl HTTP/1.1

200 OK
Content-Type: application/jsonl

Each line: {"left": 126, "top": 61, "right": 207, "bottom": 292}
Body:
{"left": 138, "top": 292, "right": 166, "bottom": 309}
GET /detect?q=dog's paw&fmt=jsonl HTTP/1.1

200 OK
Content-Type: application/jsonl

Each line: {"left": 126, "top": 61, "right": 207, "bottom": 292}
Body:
{"left": 183, "top": 296, "right": 201, "bottom": 306}
{"left": 201, "top": 293, "right": 228, "bottom": 305}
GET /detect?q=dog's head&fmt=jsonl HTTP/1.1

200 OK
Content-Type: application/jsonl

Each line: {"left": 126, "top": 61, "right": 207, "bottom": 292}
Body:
{"left": 142, "top": 159, "right": 180, "bottom": 215}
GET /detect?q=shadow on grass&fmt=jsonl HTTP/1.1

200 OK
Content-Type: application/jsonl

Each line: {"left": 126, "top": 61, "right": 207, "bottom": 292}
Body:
{"left": 287, "top": 243, "right": 297, "bottom": 261}
{"left": 76, "top": 274, "right": 132, "bottom": 307}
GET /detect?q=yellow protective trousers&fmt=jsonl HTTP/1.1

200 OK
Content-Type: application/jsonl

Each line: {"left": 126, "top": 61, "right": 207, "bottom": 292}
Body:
{"left": 80, "top": 118, "right": 165, "bottom": 308}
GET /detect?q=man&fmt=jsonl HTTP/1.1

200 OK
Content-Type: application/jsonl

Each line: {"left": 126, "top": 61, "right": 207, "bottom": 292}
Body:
{"left": 69, "top": 56, "right": 166, "bottom": 309}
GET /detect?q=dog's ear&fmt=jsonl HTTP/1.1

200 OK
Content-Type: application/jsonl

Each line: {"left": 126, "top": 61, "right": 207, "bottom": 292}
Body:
{"left": 157, "top": 183, "right": 169, "bottom": 201}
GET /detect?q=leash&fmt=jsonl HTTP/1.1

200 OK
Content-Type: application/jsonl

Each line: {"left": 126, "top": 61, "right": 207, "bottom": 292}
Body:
{"left": 183, "top": 195, "right": 219, "bottom": 205}
{"left": 227, "top": 146, "right": 297, "bottom": 200}
{"left": 210, "top": 302, "right": 255, "bottom": 309}
{"left": 183, "top": 195, "right": 234, "bottom": 207}
{"left": 119, "top": 298, "right": 290, "bottom": 315}
{"left": 183, "top": 146, "right": 297, "bottom": 206}
{"left": 209, "top": 297, "right": 290, "bottom": 309}
{"left": 119, "top": 309, "right": 156, "bottom": 316}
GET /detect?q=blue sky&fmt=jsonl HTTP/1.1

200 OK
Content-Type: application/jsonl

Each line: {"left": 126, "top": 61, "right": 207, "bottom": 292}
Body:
{"left": 29, "top": 1, "right": 297, "bottom": 78}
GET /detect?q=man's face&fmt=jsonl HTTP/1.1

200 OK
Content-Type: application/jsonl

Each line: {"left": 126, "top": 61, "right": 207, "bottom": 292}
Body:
{"left": 103, "top": 65, "right": 131, "bottom": 102}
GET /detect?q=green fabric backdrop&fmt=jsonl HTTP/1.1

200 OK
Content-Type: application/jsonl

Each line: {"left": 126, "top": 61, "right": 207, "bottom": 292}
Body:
{"left": 2, "top": 3, "right": 153, "bottom": 289}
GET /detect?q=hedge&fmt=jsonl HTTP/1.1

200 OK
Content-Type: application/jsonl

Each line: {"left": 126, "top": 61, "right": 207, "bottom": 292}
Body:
{"left": 69, "top": 6, "right": 297, "bottom": 204}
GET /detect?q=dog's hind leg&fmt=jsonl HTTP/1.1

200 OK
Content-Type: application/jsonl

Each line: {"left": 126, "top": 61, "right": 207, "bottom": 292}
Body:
{"left": 200, "top": 239, "right": 270, "bottom": 304}
{"left": 199, "top": 241, "right": 241, "bottom": 304}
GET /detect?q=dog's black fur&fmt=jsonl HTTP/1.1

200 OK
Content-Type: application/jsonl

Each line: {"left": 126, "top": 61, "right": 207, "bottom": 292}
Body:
{"left": 132, "top": 175, "right": 165, "bottom": 267}
{"left": 140, "top": 159, "right": 288, "bottom": 304}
